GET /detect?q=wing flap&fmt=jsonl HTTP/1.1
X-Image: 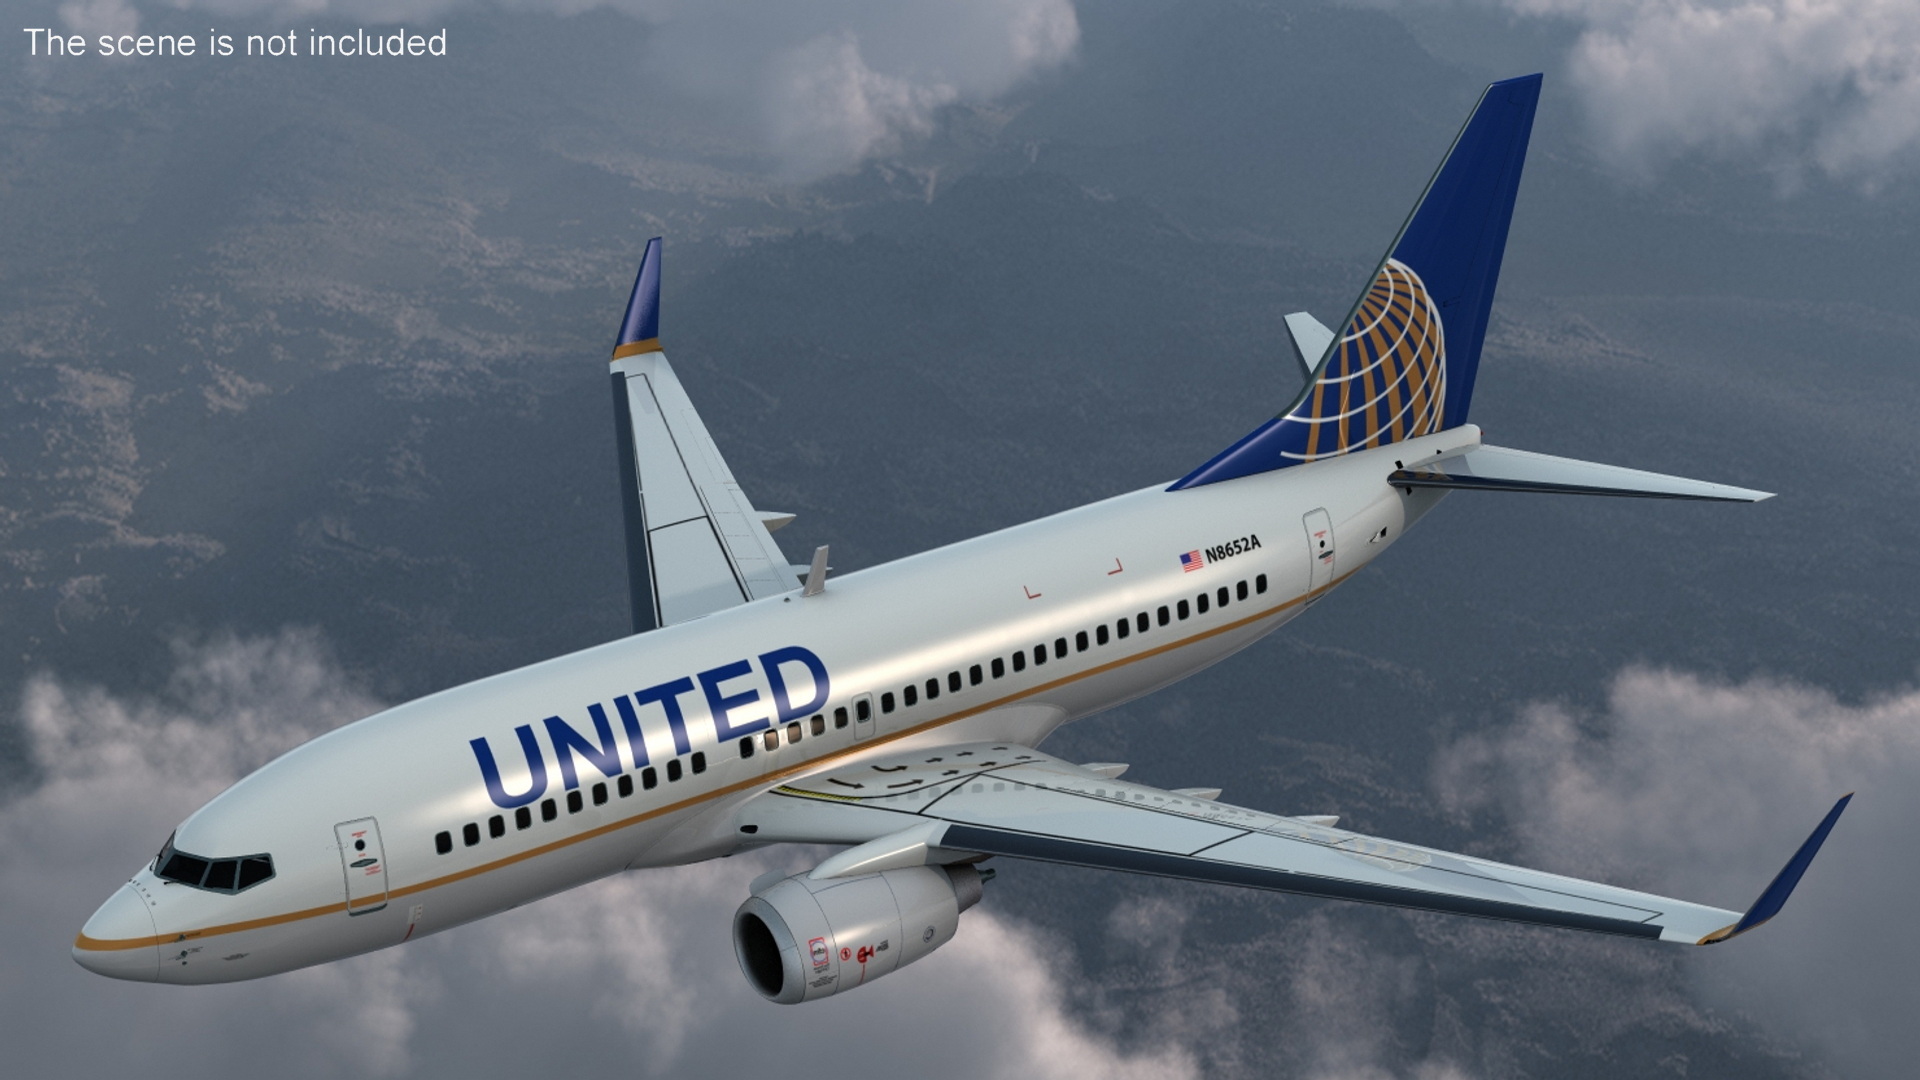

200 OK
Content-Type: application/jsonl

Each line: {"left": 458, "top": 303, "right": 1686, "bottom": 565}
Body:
{"left": 940, "top": 823, "right": 1665, "bottom": 939}
{"left": 744, "top": 743, "right": 1758, "bottom": 944}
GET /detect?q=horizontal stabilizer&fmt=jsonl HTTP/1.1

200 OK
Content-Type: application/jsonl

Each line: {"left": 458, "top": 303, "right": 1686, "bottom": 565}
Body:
{"left": 1698, "top": 793, "right": 1851, "bottom": 944}
{"left": 1390, "top": 445, "right": 1772, "bottom": 502}
{"left": 1283, "top": 312, "right": 1334, "bottom": 383}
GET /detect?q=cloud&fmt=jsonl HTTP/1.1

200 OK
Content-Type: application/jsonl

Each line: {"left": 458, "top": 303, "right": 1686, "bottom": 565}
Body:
{"left": 635, "top": 0, "right": 1081, "bottom": 179}
{"left": 760, "top": 32, "right": 959, "bottom": 179}
{"left": 1438, "top": 667, "right": 1920, "bottom": 1079}
{"left": 57, "top": 0, "right": 141, "bottom": 38}
{"left": 10, "top": 630, "right": 1193, "bottom": 1080}
{"left": 54, "top": 0, "right": 1079, "bottom": 179}
{"left": 1280, "top": 914, "right": 1473, "bottom": 1080}
{"left": 1498, "top": 0, "right": 1920, "bottom": 184}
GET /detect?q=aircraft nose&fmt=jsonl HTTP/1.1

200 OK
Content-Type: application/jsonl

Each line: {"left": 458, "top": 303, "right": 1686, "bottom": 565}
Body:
{"left": 73, "top": 883, "right": 161, "bottom": 982}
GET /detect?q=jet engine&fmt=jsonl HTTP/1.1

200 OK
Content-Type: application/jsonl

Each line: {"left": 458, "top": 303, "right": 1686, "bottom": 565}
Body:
{"left": 732, "top": 863, "right": 987, "bottom": 1003}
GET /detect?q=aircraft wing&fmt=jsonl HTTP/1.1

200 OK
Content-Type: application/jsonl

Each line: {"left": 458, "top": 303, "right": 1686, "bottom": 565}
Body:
{"left": 608, "top": 239, "right": 799, "bottom": 631}
{"left": 738, "top": 742, "right": 1847, "bottom": 946}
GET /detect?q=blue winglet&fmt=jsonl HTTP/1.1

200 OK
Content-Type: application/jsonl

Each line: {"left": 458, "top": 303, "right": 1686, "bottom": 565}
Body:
{"left": 1701, "top": 793, "right": 1852, "bottom": 944}
{"left": 1170, "top": 74, "right": 1541, "bottom": 490}
{"left": 612, "top": 237, "right": 663, "bottom": 358}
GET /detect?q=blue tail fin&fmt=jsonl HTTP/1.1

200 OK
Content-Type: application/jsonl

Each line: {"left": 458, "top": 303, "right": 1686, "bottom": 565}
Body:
{"left": 1171, "top": 74, "right": 1541, "bottom": 490}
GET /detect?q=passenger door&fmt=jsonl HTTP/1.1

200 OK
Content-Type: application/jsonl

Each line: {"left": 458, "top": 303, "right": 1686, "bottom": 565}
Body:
{"left": 334, "top": 818, "right": 389, "bottom": 915}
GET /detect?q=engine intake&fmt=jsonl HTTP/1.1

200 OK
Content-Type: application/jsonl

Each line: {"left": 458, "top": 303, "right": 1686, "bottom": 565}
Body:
{"left": 732, "top": 863, "right": 986, "bottom": 1003}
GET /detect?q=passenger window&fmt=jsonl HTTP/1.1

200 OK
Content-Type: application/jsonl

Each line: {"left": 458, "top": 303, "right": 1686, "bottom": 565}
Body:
{"left": 1075, "top": 631, "right": 1089, "bottom": 652}
{"left": 1138, "top": 612, "right": 1149, "bottom": 633}
{"left": 1177, "top": 600, "right": 1190, "bottom": 620}
{"left": 642, "top": 767, "right": 658, "bottom": 790}
{"left": 904, "top": 685, "right": 918, "bottom": 707}
{"left": 435, "top": 831, "right": 453, "bottom": 855}
{"left": 1237, "top": 580, "right": 1249, "bottom": 601}
{"left": 950, "top": 671, "right": 963, "bottom": 692}
{"left": 489, "top": 815, "right": 506, "bottom": 838}
{"left": 691, "top": 752, "right": 707, "bottom": 774}
{"left": 236, "top": 857, "right": 274, "bottom": 889}
{"left": 835, "top": 706, "right": 850, "bottom": 729}
{"left": 463, "top": 823, "right": 481, "bottom": 847}
{"left": 1115, "top": 619, "right": 1128, "bottom": 640}
{"left": 857, "top": 698, "right": 873, "bottom": 721}
{"left": 882, "top": 692, "right": 896, "bottom": 713}
{"left": 1033, "top": 644, "right": 1048, "bottom": 666}
{"left": 1256, "top": 573, "right": 1268, "bottom": 594}
{"left": 763, "top": 729, "right": 779, "bottom": 752}
{"left": 1158, "top": 605, "right": 1171, "bottom": 626}
{"left": 991, "top": 657, "right": 1005, "bottom": 678}
{"left": 515, "top": 806, "right": 532, "bottom": 830}
{"left": 969, "top": 665, "right": 983, "bottom": 686}
{"left": 1012, "top": 651, "right": 1026, "bottom": 672}
{"left": 567, "top": 791, "right": 584, "bottom": 814}
{"left": 1097, "top": 624, "right": 1110, "bottom": 645}
{"left": 811, "top": 714, "right": 825, "bottom": 736}
{"left": 542, "top": 798, "right": 559, "bottom": 822}
{"left": 592, "top": 783, "right": 608, "bottom": 806}
{"left": 787, "top": 721, "right": 803, "bottom": 743}
{"left": 618, "top": 774, "right": 634, "bottom": 797}
{"left": 1054, "top": 638, "right": 1067, "bottom": 659}
{"left": 740, "top": 735, "right": 756, "bottom": 758}
{"left": 1197, "top": 593, "right": 1210, "bottom": 614}
{"left": 1217, "top": 586, "right": 1229, "bottom": 607}
{"left": 203, "top": 860, "right": 237, "bottom": 891}
{"left": 925, "top": 678, "right": 939, "bottom": 701}
{"left": 666, "top": 759, "right": 683, "bottom": 782}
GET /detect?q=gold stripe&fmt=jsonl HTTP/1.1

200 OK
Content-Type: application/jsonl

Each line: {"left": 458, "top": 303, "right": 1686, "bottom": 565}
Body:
{"left": 74, "top": 568, "right": 1360, "bottom": 953}
{"left": 610, "top": 338, "right": 660, "bottom": 360}
{"left": 76, "top": 898, "right": 351, "bottom": 952}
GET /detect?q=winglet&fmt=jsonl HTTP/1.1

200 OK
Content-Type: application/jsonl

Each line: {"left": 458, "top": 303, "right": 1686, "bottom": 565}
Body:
{"left": 612, "top": 237, "right": 663, "bottom": 359}
{"left": 1698, "top": 793, "right": 1851, "bottom": 944}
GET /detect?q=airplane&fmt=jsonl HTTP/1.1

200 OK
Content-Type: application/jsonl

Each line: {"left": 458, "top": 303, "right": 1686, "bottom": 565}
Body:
{"left": 74, "top": 74, "right": 1851, "bottom": 1002}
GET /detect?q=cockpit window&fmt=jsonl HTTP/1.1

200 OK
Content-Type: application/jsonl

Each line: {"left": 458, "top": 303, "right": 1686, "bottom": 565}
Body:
{"left": 202, "top": 859, "right": 237, "bottom": 890}
{"left": 237, "top": 857, "right": 274, "bottom": 889}
{"left": 153, "top": 833, "right": 275, "bottom": 895}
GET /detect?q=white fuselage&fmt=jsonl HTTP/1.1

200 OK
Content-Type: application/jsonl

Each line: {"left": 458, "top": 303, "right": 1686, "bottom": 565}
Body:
{"left": 73, "top": 427, "right": 1478, "bottom": 983}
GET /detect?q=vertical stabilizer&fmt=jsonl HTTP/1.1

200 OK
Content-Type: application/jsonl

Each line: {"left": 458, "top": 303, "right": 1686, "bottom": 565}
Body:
{"left": 1172, "top": 74, "right": 1541, "bottom": 490}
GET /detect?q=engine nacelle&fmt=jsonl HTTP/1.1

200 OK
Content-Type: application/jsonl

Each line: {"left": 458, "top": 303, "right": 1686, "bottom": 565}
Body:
{"left": 732, "top": 863, "right": 986, "bottom": 1003}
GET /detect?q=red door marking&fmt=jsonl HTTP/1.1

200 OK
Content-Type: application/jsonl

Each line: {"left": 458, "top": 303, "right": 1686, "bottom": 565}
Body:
{"left": 1107, "top": 558, "right": 1124, "bottom": 575}
{"left": 1023, "top": 586, "right": 1042, "bottom": 599}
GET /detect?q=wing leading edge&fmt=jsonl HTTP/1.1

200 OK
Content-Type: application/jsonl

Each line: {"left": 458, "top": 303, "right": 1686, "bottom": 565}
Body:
{"left": 739, "top": 744, "right": 1846, "bottom": 946}
{"left": 609, "top": 239, "right": 799, "bottom": 631}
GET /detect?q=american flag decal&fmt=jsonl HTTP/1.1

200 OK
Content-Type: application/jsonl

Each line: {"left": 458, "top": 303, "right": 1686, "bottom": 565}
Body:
{"left": 1179, "top": 550, "right": 1204, "bottom": 573}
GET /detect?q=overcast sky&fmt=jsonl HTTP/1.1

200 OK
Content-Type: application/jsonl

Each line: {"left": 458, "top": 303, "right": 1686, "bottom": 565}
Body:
{"left": 5, "top": 1, "right": 1916, "bottom": 1077}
